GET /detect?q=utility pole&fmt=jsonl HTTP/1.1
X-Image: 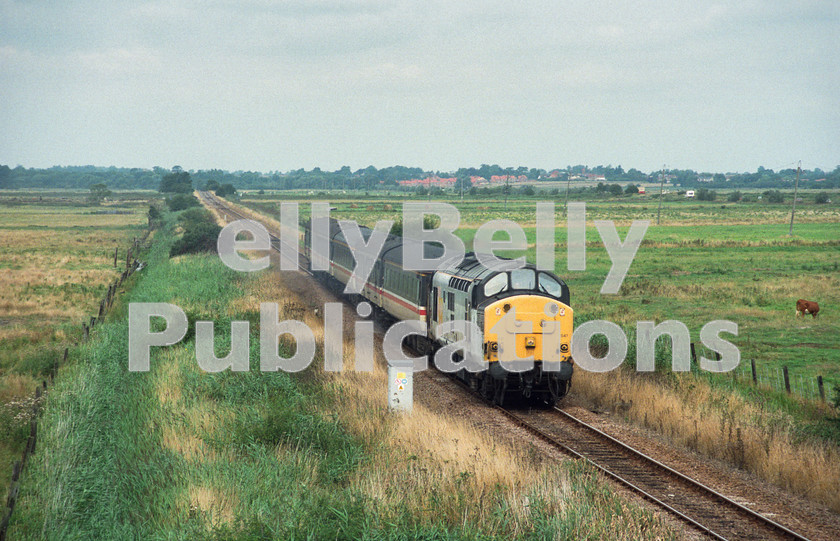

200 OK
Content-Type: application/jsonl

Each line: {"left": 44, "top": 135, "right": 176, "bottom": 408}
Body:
{"left": 789, "top": 160, "right": 801, "bottom": 236}
{"left": 656, "top": 164, "right": 666, "bottom": 225}
{"left": 563, "top": 171, "right": 571, "bottom": 216}
{"left": 504, "top": 176, "right": 510, "bottom": 211}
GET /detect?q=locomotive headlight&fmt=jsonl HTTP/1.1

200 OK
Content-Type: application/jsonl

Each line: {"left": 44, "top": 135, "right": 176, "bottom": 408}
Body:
{"left": 488, "top": 341, "right": 499, "bottom": 352}
{"left": 525, "top": 337, "right": 536, "bottom": 348}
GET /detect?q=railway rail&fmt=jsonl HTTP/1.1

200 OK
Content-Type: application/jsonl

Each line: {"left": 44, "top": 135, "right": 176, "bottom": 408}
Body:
{"left": 495, "top": 405, "right": 809, "bottom": 540}
{"left": 197, "top": 192, "right": 811, "bottom": 541}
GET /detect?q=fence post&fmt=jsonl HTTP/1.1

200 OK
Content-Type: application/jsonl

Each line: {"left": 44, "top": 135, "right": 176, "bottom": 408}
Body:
{"left": 818, "top": 376, "right": 825, "bottom": 401}
{"left": 690, "top": 342, "right": 697, "bottom": 364}
{"left": 750, "top": 359, "right": 757, "bottom": 384}
{"left": 114, "top": 247, "right": 118, "bottom": 268}
{"left": 83, "top": 323, "right": 89, "bottom": 340}
{"left": 783, "top": 366, "right": 790, "bottom": 394}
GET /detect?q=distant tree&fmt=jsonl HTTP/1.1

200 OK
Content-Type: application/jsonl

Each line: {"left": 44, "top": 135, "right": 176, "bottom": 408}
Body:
{"left": 159, "top": 169, "right": 193, "bottom": 193}
{"left": 595, "top": 182, "right": 607, "bottom": 192}
{"left": 624, "top": 184, "right": 639, "bottom": 194}
{"left": 608, "top": 183, "right": 623, "bottom": 196}
{"left": 166, "top": 194, "right": 200, "bottom": 211}
{"left": 727, "top": 190, "right": 742, "bottom": 202}
{"left": 204, "top": 179, "right": 220, "bottom": 191}
{"left": 762, "top": 190, "right": 784, "bottom": 203}
{"left": 815, "top": 192, "right": 830, "bottom": 204}
{"left": 87, "top": 183, "right": 112, "bottom": 204}
{"left": 215, "top": 183, "right": 236, "bottom": 197}
{"left": 696, "top": 188, "right": 716, "bottom": 201}
{"left": 520, "top": 185, "right": 536, "bottom": 196}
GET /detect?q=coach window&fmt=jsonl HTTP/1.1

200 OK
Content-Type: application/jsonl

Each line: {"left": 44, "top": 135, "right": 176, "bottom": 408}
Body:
{"left": 538, "top": 272, "right": 563, "bottom": 298}
{"left": 510, "top": 268, "right": 535, "bottom": 290}
{"left": 483, "top": 273, "right": 507, "bottom": 297}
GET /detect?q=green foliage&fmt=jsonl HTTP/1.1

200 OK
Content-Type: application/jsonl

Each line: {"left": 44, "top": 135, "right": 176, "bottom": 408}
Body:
{"left": 763, "top": 189, "right": 785, "bottom": 203}
{"left": 204, "top": 179, "right": 220, "bottom": 191}
{"left": 815, "top": 192, "right": 830, "bottom": 204}
{"left": 166, "top": 193, "right": 200, "bottom": 211}
{"left": 158, "top": 167, "right": 193, "bottom": 193}
{"left": 696, "top": 188, "right": 716, "bottom": 201}
{"left": 170, "top": 221, "right": 221, "bottom": 257}
{"left": 624, "top": 184, "right": 639, "bottom": 194}
{"left": 86, "top": 182, "right": 111, "bottom": 204}
{"left": 727, "top": 190, "right": 742, "bottom": 202}
{"left": 608, "top": 183, "right": 623, "bottom": 195}
{"left": 215, "top": 183, "right": 236, "bottom": 197}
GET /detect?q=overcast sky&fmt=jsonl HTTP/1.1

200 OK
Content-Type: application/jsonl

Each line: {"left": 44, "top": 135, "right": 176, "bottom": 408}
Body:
{"left": 1, "top": 0, "right": 838, "bottom": 174}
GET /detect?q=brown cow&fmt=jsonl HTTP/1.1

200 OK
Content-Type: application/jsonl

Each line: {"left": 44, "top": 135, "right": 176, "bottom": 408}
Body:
{"left": 796, "top": 299, "right": 820, "bottom": 318}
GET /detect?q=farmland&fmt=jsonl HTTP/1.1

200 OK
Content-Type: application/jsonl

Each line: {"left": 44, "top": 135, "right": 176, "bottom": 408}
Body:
{"left": 7, "top": 209, "right": 680, "bottom": 539}
{"left": 238, "top": 190, "right": 840, "bottom": 509}
{"left": 0, "top": 192, "right": 151, "bottom": 498}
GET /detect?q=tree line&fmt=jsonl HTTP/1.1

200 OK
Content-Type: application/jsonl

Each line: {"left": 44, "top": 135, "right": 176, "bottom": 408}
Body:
{"left": 1, "top": 162, "right": 838, "bottom": 192}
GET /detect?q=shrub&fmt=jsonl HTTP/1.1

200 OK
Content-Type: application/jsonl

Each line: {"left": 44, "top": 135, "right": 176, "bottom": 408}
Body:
{"left": 166, "top": 194, "right": 200, "bottom": 211}
{"left": 763, "top": 189, "right": 784, "bottom": 203}
{"left": 727, "top": 191, "right": 742, "bottom": 202}
{"left": 215, "top": 183, "right": 237, "bottom": 197}
{"left": 608, "top": 183, "right": 623, "bottom": 195}
{"left": 815, "top": 192, "right": 830, "bottom": 204}
{"left": 170, "top": 222, "right": 222, "bottom": 257}
{"left": 624, "top": 184, "right": 639, "bottom": 194}
{"left": 696, "top": 188, "right": 716, "bottom": 201}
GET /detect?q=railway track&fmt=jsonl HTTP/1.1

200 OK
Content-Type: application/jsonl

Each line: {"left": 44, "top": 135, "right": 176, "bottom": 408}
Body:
{"left": 198, "top": 191, "right": 313, "bottom": 276}
{"left": 496, "top": 406, "right": 809, "bottom": 540}
{"left": 198, "top": 192, "right": 811, "bottom": 541}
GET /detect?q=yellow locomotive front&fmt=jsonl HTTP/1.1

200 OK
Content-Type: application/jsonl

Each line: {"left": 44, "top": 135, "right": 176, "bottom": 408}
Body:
{"left": 433, "top": 264, "right": 573, "bottom": 406}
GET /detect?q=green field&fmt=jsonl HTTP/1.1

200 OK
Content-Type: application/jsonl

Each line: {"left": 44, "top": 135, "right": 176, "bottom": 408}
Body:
{"left": 242, "top": 192, "right": 840, "bottom": 411}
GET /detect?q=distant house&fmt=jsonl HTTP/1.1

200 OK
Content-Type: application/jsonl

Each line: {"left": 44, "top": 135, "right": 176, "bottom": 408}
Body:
{"left": 686, "top": 190, "right": 695, "bottom": 198}
{"left": 638, "top": 187, "right": 646, "bottom": 194}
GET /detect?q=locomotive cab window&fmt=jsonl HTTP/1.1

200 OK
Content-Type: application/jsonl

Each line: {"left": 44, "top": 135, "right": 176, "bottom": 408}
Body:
{"left": 538, "top": 272, "right": 563, "bottom": 298}
{"left": 483, "top": 273, "right": 508, "bottom": 297}
{"left": 510, "top": 268, "right": 535, "bottom": 290}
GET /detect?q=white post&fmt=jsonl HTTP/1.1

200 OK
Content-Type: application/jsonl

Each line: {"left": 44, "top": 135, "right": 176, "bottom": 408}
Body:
{"left": 388, "top": 362, "right": 413, "bottom": 413}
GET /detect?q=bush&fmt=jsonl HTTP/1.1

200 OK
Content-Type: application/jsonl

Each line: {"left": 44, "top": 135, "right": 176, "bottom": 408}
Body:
{"left": 608, "top": 183, "right": 623, "bottom": 195}
{"left": 763, "top": 189, "right": 784, "bottom": 203}
{"left": 624, "top": 184, "right": 639, "bottom": 194}
{"left": 215, "top": 183, "right": 237, "bottom": 197}
{"left": 696, "top": 188, "right": 716, "bottom": 201}
{"left": 727, "top": 191, "right": 742, "bottom": 202}
{"left": 166, "top": 194, "right": 200, "bottom": 211}
{"left": 170, "top": 222, "right": 221, "bottom": 257}
{"left": 815, "top": 192, "right": 830, "bottom": 204}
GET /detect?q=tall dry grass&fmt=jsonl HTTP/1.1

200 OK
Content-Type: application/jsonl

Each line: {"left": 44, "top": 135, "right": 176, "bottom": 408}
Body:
{"left": 573, "top": 368, "right": 840, "bottom": 511}
{"left": 242, "top": 271, "right": 677, "bottom": 537}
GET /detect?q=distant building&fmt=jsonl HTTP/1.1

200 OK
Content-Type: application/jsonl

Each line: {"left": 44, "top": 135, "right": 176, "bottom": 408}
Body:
{"left": 638, "top": 187, "right": 646, "bottom": 194}
{"left": 686, "top": 190, "right": 695, "bottom": 198}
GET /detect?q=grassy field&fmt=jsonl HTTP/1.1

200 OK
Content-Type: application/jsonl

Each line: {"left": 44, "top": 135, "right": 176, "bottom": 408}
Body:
{"left": 0, "top": 193, "right": 151, "bottom": 499}
{"left": 8, "top": 209, "right": 680, "bottom": 539}
{"left": 243, "top": 192, "right": 840, "bottom": 392}
{"left": 238, "top": 191, "right": 840, "bottom": 510}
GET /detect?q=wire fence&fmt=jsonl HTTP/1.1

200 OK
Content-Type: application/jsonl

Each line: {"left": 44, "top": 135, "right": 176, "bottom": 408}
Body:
{"left": 691, "top": 342, "right": 834, "bottom": 404}
{"left": 1, "top": 230, "right": 150, "bottom": 541}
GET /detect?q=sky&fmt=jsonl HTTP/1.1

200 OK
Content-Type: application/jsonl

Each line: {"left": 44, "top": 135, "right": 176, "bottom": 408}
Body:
{"left": 1, "top": 0, "right": 838, "bottom": 174}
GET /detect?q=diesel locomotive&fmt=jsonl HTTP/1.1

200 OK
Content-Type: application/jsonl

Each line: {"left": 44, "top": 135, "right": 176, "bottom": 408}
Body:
{"left": 303, "top": 217, "right": 574, "bottom": 406}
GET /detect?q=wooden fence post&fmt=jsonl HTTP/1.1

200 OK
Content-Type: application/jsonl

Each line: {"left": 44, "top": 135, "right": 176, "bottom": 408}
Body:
{"left": 690, "top": 342, "right": 697, "bottom": 364}
{"left": 750, "top": 359, "right": 757, "bottom": 384}
{"left": 818, "top": 376, "right": 825, "bottom": 401}
{"left": 114, "top": 247, "right": 118, "bottom": 268}
{"left": 783, "top": 366, "right": 791, "bottom": 394}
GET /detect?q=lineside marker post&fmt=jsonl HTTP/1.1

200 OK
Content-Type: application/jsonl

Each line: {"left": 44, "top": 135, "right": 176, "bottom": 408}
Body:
{"left": 783, "top": 366, "right": 790, "bottom": 394}
{"left": 818, "top": 376, "right": 825, "bottom": 401}
{"left": 388, "top": 361, "right": 413, "bottom": 413}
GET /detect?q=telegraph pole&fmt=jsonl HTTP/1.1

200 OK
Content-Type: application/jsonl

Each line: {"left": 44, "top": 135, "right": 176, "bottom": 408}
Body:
{"left": 788, "top": 160, "right": 801, "bottom": 236}
{"left": 656, "top": 165, "right": 666, "bottom": 225}
{"left": 563, "top": 171, "right": 571, "bottom": 216}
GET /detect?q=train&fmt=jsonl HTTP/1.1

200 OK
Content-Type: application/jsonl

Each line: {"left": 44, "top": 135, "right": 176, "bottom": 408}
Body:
{"left": 303, "top": 217, "right": 574, "bottom": 406}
